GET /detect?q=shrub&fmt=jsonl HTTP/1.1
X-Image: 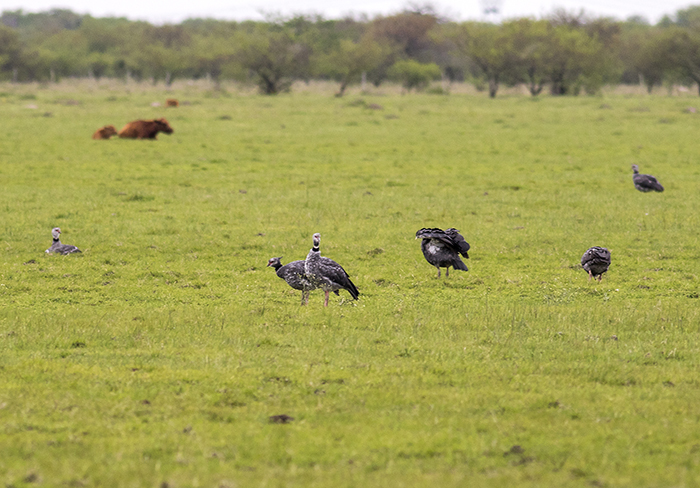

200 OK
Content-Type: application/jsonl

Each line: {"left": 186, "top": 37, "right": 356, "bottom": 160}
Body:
{"left": 387, "top": 60, "right": 441, "bottom": 92}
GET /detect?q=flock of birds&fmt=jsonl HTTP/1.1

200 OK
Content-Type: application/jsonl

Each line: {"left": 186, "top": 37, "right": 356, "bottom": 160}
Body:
{"left": 44, "top": 165, "right": 665, "bottom": 305}
{"left": 267, "top": 228, "right": 470, "bottom": 306}
{"left": 268, "top": 233, "right": 360, "bottom": 307}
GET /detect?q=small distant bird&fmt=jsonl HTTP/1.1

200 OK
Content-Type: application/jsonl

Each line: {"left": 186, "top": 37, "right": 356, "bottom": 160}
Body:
{"left": 415, "top": 227, "right": 470, "bottom": 277}
{"left": 267, "top": 257, "right": 317, "bottom": 305}
{"left": 45, "top": 227, "right": 81, "bottom": 255}
{"left": 304, "top": 233, "right": 359, "bottom": 307}
{"left": 632, "top": 164, "right": 664, "bottom": 192}
{"left": 581, "top": 246, "right": 611, "bottom": 281}
{"left": 269, "top": 414, "right": 294, "bottom": 424}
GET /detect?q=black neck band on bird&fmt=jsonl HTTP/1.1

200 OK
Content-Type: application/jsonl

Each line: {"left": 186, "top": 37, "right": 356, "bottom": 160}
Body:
{"left": 53, "top": 238, "right": 60, "bottom": 243}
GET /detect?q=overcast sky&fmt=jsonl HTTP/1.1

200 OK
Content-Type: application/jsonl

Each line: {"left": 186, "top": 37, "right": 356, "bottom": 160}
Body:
{"left": 3, "top": 0, "right": 698, "bottom": 25}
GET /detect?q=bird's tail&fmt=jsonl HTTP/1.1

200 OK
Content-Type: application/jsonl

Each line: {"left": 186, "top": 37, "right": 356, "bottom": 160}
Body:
{"left": 345, "top": 279, "right": 360, "bottom": 300}
{"left": 452, "top": 258, "right": 468, "bottom": 272}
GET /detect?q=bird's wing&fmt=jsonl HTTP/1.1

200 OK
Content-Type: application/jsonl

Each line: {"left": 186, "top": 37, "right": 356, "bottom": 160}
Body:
{"left": 319, "top": 257, "right": 350, "bottom": 281}
{"left": 597, "top": 248, "right": 611, "bottom": 264}
{"left": 635, "top": 174, "right": 664, "bottom": 191}
{"left": 643, "top": 175, "right": 664, "bottom": 191}
{"left": 444, "top": 228, "right": 470, "bottom": 257}
{"left": 415, "top": 228, "right": 452, "bottom": 245}
{"left": 320, "top": 257, "right": 359, "bottom": 298}
{"left": 582, "top": 247, "right": 610, "bottom": 266}
{"left": 279, "top": 261, "right": 313, "bottom": 289}
{"left": 57, "top": 244, "right": 81, "bottom": 254}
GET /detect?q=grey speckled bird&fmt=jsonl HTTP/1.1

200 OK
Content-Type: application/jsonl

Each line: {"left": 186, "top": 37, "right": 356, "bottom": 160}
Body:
{"left": 415, "top": 227, "right": 470, "bottom": 277}
{"left": 304, "top": 233, "right": 359, "bottom": 307}
{"left": 267, "top": 257, "right": 317, "bottom": 305}
{"left": 581, "top": 246, "right": 611, "bottom": 281}
{"left": 632, "top": 164, "right": 664, "bottom": 192}
{"left": 45, "top": 227, "right": 81, "bottom": 255}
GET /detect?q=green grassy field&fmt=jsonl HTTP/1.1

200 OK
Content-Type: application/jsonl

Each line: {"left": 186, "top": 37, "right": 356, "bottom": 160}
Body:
{"left": 1, "top": 80, "right": 700, "bottom": 487}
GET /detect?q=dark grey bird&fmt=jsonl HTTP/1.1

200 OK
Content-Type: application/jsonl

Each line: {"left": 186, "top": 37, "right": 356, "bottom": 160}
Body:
{"left": 415, "top": 227, "right": 470, "bottom": 277}
{"left": 304, "top": 233, "right": 359, "bottom": 307}
{"left": 581, "top": 246, "right": 611, "bottom": 281}
{"left": 632, "top": 164, "right": 664, "bottom": 192}
{"left": 267, "top": 257, "right": 317, "bottom": 305}
{"left": 45, "top": 227, "right": 81, "bottom": 255}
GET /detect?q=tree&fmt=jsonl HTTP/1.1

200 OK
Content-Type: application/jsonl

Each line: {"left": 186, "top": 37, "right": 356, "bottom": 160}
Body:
{"left": 500, "top": 19, "right": 550, "bottom": 96}
{"left": 369, "top": 10, "right": 439, "bottom": 60}
{"left": 314, "top": 35, "right": 390, "bottom": 96}
{"left": 186, "top": 35, "right": 237, "bottom": 87}
{"left": 671, "top": 6, "right": 700, "bottom": 30}
{"left": 137, "top": 24, "right": 191, "bottom": 85}
{"left": 619, "top": 25, "right": 674, "bottom": 93}
{"left": 35, "top": 30, "right": 89, "bottom": 79}
{"left": 365, "top": 10, "right": 440, "bottom": 86}
{"left": 0, "top": 25, "right": 24, "bottom": 81}
{"left": 543, "top": 24, "right": 608, "bottom": 95}
{"left": 446, "top": 21, "right": 518, "bottom": 98}
{"left": 234, "top": 24, "right": 311, "bottom": 94}
{"left": 665, "top": 27, "right": 700, "bottom": 95}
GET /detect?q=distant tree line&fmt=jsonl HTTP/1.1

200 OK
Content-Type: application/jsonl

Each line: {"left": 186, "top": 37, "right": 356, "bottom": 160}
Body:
{"left": 3, "top": 5, "right": 700, "bottom": 96}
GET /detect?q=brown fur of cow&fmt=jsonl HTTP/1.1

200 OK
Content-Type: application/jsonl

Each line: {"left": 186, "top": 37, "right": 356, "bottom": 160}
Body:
{"left": 92, "top": 125, "right": 118, "bottom": 140}
{"left": 118, "top": 118, "right": 174, "bottom": 140}
{"left": 166, "top": 99, "right": 179, "bottom": 107}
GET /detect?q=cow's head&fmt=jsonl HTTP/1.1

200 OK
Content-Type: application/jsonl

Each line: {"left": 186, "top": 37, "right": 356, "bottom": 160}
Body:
{"left": 155, "top": 118, "right": 174, "bottom": 134}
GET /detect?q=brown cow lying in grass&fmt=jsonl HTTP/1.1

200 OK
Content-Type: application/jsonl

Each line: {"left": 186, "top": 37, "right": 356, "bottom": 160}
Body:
{"left": 92, "top": 125, "right": 118, "bottom": 140}
{"left": 166, "top": 98, "right": 179, "bottom": 107}
{"left": 118, "top": 118, "right": 174, "bottom": 139}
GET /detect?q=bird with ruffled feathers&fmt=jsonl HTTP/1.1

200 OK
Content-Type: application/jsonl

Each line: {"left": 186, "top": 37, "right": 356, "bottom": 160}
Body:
{"left": 581, "top": 246, "right": 611, "bottom": 281}
{"left": 304, "top": 233, "right": 359, "bottom": 307}
{"left": 415, "top": 227, "right": 470, "bottom": 277}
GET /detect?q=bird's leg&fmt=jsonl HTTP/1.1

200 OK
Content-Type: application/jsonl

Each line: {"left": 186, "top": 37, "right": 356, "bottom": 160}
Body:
{"left": 446, "top": 267, "right": 450, "bottom": 278}
{"left": 324, "top": 290, "right": 330, "bottom": 307}
{"left": 436, "top": 266, "right": 441, "bottom": 278}
{"left": 597, "top": 275, "right": 603, "bottom": 282}
{"left": 301, "top": 291, "right": 308, "bottom": 306}
{"left": 588, "top": 270, "right": 593, "bottom": 281}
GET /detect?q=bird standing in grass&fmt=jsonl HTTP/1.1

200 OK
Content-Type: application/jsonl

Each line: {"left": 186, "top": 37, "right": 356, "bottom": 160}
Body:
{"left": 267, "top": 257, "right": 317, "bottom": 305}
{"left": 45, "top": 227, "right": 81, "bottom": 255}
{"left": 304, "top": 233, "right": 359, "bottom": 307}
{"left": 581, "top": 246, "right": 611, "bottom": 281}
{"left": 632, "top": 164, "right": 664, "bottom": 192}
{"left": 415, "top": 227, "right": 470, "bottom": 277}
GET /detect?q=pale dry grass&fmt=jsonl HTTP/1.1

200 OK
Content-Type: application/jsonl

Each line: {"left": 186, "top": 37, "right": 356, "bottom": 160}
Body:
{"left": 2, "top": 77, "right": 700, "bottom": 99}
